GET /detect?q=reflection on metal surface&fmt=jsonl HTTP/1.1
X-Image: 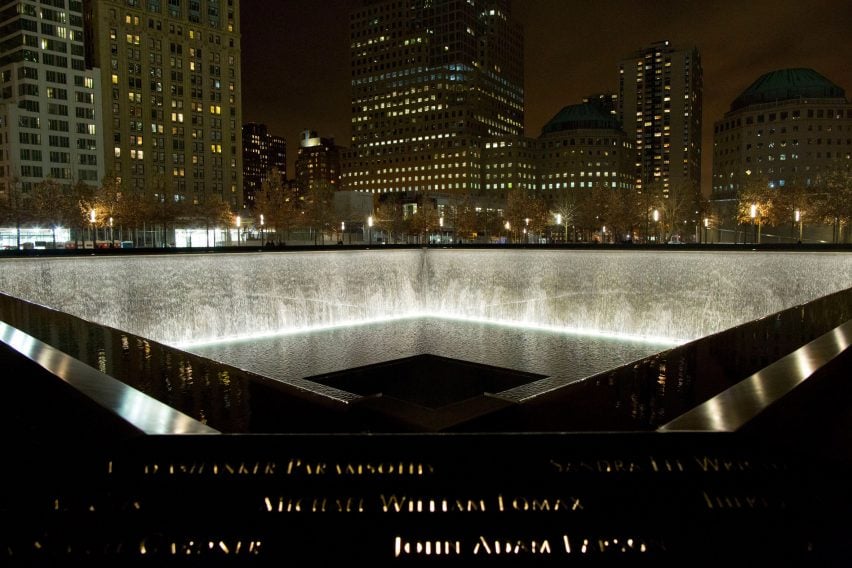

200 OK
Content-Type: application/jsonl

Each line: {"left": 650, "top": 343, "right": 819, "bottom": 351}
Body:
{"left": 659, "top": 319, "right": 852, "bottom": 432}
{"left": 0, "top": 321, "right": 218, "bottom": 435}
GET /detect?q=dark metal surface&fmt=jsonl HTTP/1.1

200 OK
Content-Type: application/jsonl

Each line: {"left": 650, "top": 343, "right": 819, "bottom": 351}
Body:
{"left": 659, "top": 319, "right": 852, "bottom": 432}
{"left": 0, "top": 321, "right": 218, "bottom": 435}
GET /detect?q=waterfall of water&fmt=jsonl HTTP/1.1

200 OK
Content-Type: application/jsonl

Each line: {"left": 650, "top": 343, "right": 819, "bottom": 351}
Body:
{"left": 0, "top": 249, "right": 849, "bottom": 347}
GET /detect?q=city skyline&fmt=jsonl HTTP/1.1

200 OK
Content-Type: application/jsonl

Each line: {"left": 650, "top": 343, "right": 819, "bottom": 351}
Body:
{"left": 240, "top": 0, "right": 852, "bottom": 195}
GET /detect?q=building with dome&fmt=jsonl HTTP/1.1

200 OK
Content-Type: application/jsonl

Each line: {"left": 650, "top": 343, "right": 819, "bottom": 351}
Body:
{"left": 711, "top": 69, "right": 851, "bottom": 240}
{"left": 480, "top": 102, "right": 634, "bottom": 199}
{"left": 536, "top": 102, "right": 635, "bottom": 195}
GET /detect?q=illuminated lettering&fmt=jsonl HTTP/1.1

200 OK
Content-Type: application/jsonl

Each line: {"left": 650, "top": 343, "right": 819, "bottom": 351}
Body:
{"left": 497, "top": 494, "right": 583, "bottom": 511}
{"left": 334, "top": 462, "right": 434, "bottom": 476}
{"left": 263, "top": 496, "right": 364, "bottom": 513}
{"left": 702, "top": 491, "right": 772, "bottom": 509}
{"left": 694, "top": 456, "right": 752, "bottom": 472}
{"left": 379, "top": 495, "right": 486, "bottom": 513}
{"left": 143, "top": 461, "right": 277, "bottom": 476}
{"left": 473, "top": 536, "right": 551, "bottom": 555}
{"left": 394, "top": 536, "right": 461, "bottom": 557}
{"left": 285, "top": 459, "right": 326, "bottom": 475}
{"left": 139, "top": 536, "right": 262, "bottom": 556}
{"left": 549, "top": 459, "right": 641, "bottom": 473}
{"left": 649, "top": 457, "right": 685, "bottom": 472}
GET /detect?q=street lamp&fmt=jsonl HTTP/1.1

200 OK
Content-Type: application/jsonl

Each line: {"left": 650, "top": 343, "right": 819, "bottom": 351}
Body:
{"left": 235, "top": 215, "right": 241, "bottom": 246}
{"left": 652, "top": 209, "right": 659, "bottom": 243}
{"left": 109, "top": 216, "right": 114, "bottom": 245}
{"left": 504, "top": 221, "right": 511, "bottom": 243}
{"left": 259, "top": 213, "right": 265, "bottom": 245}
{"left": 89, "top": 209, "right": 96, "bottom": 248}
{"left": 367, "top": 215, "right": 373, "bottom": 244}
{"left": 794, "top": 209, "right": 802, "bottom": 242}
{"left": 555, "top": 213, "right": 562, "bottom": 243}
{"left": 750, "top": 204, "right": 760, "bottom": 244}
{"left": 439, "top": 216, "right": 444, "bottom": 244}
{"left": 703, "top": 217, "right": 709, "bottom": 244}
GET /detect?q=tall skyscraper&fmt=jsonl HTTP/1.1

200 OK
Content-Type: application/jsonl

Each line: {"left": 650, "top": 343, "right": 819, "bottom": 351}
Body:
{"left": 242, "top": 121, "right": 285, "bottom": 206}
{"left": 84, "top": 0, "right": 242, "bottom": 208}
{"left": 0, "top": 0, "right": 104, "bottom": 197}
{"left": 343, "top": 0, "right": 523, "bottom": 196}
{"left": 618, "top": 40, "right": 702, "bottom": 196}
{"left": 296, "top": 129, "right": 341, "bottom": 197}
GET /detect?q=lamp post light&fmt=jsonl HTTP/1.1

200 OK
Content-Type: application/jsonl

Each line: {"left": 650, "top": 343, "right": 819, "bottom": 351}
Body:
{"left": 652, "top": 209, "right": 659, "bottom": 243}
{"left": 89, "top": 209, "right": 96, "bottom": 248}
{"left": 555, "top": 213, "right": 562, "bottom": 244}
{"left": 259, "top": 213, "right": 265, "bottom": 245}
{"left": 750, "top": 203, "right": 760, "bottom": 244}
{"left": 439, "top": 216, "right": 444, "bottom": 244}
{"left": 235, "top": 215, "right": 241, "bottom": 246}
{"left": 703, "top": 217, "right": 709, "bottom": 244}
{"left": 794, "top": 209, "right": 802, "bottom": 243}
{"left": 504, "top": 221, "right": 511, "bottom": 243}
{"left": 367, "top": 215, "right": 373, "bottom": 244}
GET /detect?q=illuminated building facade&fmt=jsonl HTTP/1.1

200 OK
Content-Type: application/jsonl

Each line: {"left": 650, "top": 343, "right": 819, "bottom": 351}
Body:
{"left": 343, "top": 0, "right": 523, "bottom": 196}
{"left": 84, "top": 0, "right": 242, "bottom": 208}
{"left": 295, "top": 129, "right": 341, "bottom": 197}
{"left": 242, "top": 121, "right": 285, "bottom": 206}
{"left": 481, "top": 136, "right": 536, "bottom": 193}
{"left": 712, "top": 68, "right": 851, "bottom": 200}
{"left": 536, "top": 102, "right": 634, "bottom": 195}
{"left": 0, "top": 0, "right": 104, "bottom": 198}
{"left": 618, "top": 40, "right": 702, "bottom": 196}
{"left": 480, "top": 103, "right": 634, "bottom": 199}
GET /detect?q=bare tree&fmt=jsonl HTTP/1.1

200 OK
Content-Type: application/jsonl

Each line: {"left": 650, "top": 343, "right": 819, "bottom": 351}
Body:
{"left": 550, "top": 189, "right": 580, "bottom": 242}
{"left": 409, "top": 197, "right": 440, "bottom": 244}
{"left": 254, "top": 168, "right": 299, "bottom": 245}
{"left": 736, "top": 174, "right": 774, "bottom": 243}
{"left": 0, "top": 175, "right": 27, "bottom": 249}
{"left": 372, "top": 195, "right": 408, "bottom": 244}
{"left": 31, "top": 178, "right": 78, "bottom": 248}
{"left": 812, "top": 169, "right": 852, "bottom": 243}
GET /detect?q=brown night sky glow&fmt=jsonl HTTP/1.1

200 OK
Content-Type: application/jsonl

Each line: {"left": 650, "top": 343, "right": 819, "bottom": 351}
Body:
{"left": 239, "top": 0, "right": 852, "bottom": 195}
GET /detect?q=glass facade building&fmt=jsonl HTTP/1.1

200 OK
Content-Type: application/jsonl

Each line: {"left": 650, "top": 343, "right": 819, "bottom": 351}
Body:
{"left": 343, "top": 0, "right": 523, "bottom": 196}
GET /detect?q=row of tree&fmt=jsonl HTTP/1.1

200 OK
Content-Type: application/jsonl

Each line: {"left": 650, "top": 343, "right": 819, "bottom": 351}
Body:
{"left": 734, "top": 170, "right": 852, "bottom": 243}
{"left": 1, "top": 168, "right": 850, "bottom": 247}
{"left": 0, "top": 175, "right": 234, "bottom": 248}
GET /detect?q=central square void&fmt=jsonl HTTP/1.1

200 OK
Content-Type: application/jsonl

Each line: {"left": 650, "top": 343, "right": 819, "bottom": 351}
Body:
{"left": 306, "top": 353, "right": 548, "bottom": 409}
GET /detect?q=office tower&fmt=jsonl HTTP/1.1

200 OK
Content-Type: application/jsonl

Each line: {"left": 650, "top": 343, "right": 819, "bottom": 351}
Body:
{"left": 295, "top": 129, "right": 341, "bottom": 197}
{"left": 242, "top": 121, "right": 285, "bottom": 207}
{"left": 0, "top": 0, "right": 104, "bottom": 198}
{"left": 712, "top": 68, "right": 850, "bottom": 199}
{"left": 536, "top": 102, "right": 634, "bottom": 194}
{"left": 343, "top": 0, "right": 523, "bottom": 196}
{"left": 481, "top": 136, "right": 536, "bottom": 193}
{"left": 84, "top": 0, "right": 242, "bottom": 208}
{"left": 711, "top": 68, "right": 850, "bottom": 243}
{"left": 618, "top": 40, "right": 702, "bottom": 196}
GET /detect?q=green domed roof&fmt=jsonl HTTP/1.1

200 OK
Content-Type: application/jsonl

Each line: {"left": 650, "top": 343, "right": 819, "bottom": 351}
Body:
{"left": 731, "top": 68, "right": 845, "bottom": 111}
{"left": 541, "top": 103, "right": 620, "bottom": 135}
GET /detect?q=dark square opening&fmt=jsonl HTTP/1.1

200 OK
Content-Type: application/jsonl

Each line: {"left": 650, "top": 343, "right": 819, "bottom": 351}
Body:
{"left": 306, "top": 353, "right": 547, "bottom": 409}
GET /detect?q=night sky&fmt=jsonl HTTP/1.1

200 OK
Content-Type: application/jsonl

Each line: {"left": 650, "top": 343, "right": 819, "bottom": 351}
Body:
{"left": 239, "top": 0, "right": 852, "bottom": 194}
